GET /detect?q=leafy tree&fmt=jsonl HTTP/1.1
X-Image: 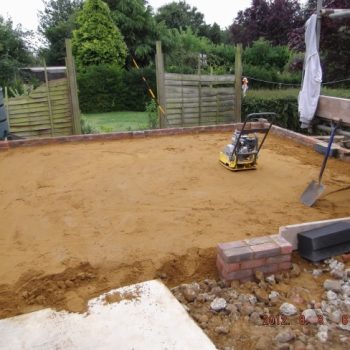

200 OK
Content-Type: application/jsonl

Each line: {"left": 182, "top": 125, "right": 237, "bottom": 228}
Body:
{"left": 105, "top": 0, "right": 158, "bottom": 65}
{"left": 230, "top": 0, "right": 270, "bottom": 46}
{"left": 0, "top": 16, "right": 33, "bottom": 89}
{"left": 266, "top": 0, "right": 303, "bottom": 45}
{"left": 230, "top": 0, "right": 303, "bottom": 46}
{"left": 155, "top": 1, "right": 227, "bottom": 44}
{"left": 162, "top": 28, "right": 235, "bottom": 74}
{"left": 38, "top": 0, "right": 82, "bottom": 65}
{"left": 155, "top": 1, "right": 205, "bottom": 32}
{"left": 72, "top": 0, "right": 127, "bottom": 68}
{"left": 207, "top": 23, "right": 223, "bottom": 44}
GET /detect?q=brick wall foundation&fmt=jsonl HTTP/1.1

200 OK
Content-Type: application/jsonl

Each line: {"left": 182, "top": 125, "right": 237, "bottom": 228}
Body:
{"left": 217, "top": 235, "right": 293, "bottom": 282}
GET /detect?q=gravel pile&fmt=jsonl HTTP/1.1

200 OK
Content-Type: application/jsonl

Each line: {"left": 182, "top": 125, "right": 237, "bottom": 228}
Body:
{"left": 171, "top": 258, "right": 350, "bottom": 350}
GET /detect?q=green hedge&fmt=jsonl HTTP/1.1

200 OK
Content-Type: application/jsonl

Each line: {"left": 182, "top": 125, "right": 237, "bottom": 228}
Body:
{"left": 243, "top": 64, "right": 301, "bottom": 89}
{"left": 77, "top": 65, "right": 156, "bottom": 113}
{"left": 242, "top": 95, "right": 300, "bottom": 132}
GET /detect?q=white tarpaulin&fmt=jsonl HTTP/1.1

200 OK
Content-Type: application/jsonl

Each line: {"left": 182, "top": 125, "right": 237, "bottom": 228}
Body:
{"left": 298, "top": 14, "right": 323, "bottom": 128}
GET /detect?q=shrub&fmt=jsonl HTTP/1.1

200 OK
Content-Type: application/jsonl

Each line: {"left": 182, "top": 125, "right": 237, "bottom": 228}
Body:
{"left": 80, "top": 115, "right": 99, "bottom": 134}
{"left": 243, "top": 64, "right": 301, "bottom": 89}
{"left": 145, "top": 99, "right": 158, "bottom": 129}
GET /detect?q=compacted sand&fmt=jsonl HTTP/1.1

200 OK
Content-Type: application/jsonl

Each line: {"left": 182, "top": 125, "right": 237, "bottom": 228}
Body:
{"left": 0, "top": 132, "right": 349, "bottom": 318}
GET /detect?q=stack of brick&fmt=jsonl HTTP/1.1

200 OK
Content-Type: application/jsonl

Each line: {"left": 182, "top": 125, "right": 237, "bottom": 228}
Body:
{"left": 217, "top": 235, "right": 293, "bottom": 282}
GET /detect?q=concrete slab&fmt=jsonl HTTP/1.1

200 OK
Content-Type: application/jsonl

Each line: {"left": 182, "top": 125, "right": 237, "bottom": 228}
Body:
{"left": 0, "top": 280, "right": 216, "bottom": 350}
{"left": 279, "top": 217, "right": 350, "bottom": 250}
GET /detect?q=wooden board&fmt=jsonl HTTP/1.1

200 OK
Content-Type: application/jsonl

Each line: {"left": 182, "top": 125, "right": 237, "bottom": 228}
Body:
{"left": 165, "top": 73, "right": 234, "bottom": 84}
{"left": 317, "top": 95, "right": 350, "bottom": 125}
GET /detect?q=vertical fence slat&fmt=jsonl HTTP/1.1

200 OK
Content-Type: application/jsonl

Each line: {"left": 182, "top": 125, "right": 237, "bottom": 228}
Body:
{"left": 216, "top": 95, "right": 219, "bottom": 124}
{"left": 4, "top": 87, "right": 10, "bottom": 133}
{"left": 65, "top": 39, "right": 81, "bottom": 135}
{"left": 181, "top": 73, "right": 184, "bottom": 126}
{"left": 43, "top": 60, "right": 54, "bottom": 136}
{"left": 198, "top": 54, "right": 202, "bottom": 125}
{"left": 234, "top": 44, "right": 242, "bottom": 123}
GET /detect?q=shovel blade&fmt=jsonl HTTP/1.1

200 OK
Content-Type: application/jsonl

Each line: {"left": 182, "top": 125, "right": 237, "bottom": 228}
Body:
{"left": 300, "top": 180, "right": 325, "bottom": 207}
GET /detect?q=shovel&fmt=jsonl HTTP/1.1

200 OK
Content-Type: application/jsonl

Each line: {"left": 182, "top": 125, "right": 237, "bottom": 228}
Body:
{"left": 300, "top": 121, "right": 338, "bottom": 207}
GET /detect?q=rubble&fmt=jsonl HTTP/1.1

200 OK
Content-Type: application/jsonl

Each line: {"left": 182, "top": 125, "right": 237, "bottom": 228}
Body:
{"left": 280, "top": 303, "right": 298, "bottom": 316}
{"left": 173, "top": 255, "right": 350, "bottom": 350}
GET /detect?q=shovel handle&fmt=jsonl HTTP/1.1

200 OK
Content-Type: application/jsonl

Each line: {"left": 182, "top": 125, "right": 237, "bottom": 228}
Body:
{"left": 318, "top": 121, "right": 338, "bottom": 183}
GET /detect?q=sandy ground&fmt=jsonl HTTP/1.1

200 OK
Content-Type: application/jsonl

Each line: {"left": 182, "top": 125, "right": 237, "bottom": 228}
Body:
{"left": 0, "top": 132, "right": 349, "bottom": 318}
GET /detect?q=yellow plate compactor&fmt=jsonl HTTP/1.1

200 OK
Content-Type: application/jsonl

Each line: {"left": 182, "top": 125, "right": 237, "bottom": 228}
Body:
{"left": 219, "top": 112, "right": 276, "bottom": 171}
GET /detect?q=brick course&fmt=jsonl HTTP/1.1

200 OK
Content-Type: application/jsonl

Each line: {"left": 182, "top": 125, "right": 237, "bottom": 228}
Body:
{"left": 216, "top": 234, "right": 292, "bottom": 282}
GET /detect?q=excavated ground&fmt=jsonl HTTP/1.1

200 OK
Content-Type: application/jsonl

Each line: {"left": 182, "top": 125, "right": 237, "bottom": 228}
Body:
{"left": 0, "top": 132, "right": 349, "bottom": 320}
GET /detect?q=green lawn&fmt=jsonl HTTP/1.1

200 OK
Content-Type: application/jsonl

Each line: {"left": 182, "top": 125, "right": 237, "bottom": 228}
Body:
{"left": 82, "top": 111, "right": 148, "bottom": 132}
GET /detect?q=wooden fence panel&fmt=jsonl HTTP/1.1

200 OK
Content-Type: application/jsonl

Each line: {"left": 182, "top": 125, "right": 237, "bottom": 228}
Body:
{"left": 163, "top": 72, "right": 236, "bottom": 127}
{"left": 155, "top": 42, "right": 242, "bottom": 128}
{"left": 6, "top": 78, "right": 73, "bottom": 138}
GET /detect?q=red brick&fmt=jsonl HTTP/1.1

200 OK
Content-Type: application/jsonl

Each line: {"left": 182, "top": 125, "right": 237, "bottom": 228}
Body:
{"left": 216, "top": 254, "right": 240, "bottom": 273}
{"left": 240, "top": 258, "right": 266, "bottom": 269}
{"left": 221, "top": 268, "right": 253, "bottom": 281}
{"left": 279, "top": 262, "right": 292, "bottom": 270}
{"left": 254, "top": 264, "right": 279, "bottom": 274}
{"left": 250, "top": 242, "right": 280, "bottom": 259}
{"left": 266, "top": 254, "right": 291, "bottom": 264}
{"left": 244, "top": 236, "right": 273, "bottom": 246}
{"left": 270, "top": 235, "right": 293, "bottom": 254}
{"left": 220, "top": 246, "right": 253, "bottom": 263}
{"left": 342, "top": 253, "right": 350, "bottom": 262}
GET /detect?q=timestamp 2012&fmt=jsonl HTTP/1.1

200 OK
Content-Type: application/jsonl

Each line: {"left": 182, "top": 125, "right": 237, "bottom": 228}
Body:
{"left": 261, "top": 314, "right": 349, "bottom": 326}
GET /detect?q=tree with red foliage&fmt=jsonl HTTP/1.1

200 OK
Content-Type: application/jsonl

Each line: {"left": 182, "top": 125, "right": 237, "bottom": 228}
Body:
{"left": 290, "top": 0, "right": 350, "bottom": 82}
{"left": 229, "top": 0, "right": 303, "bottom": 46}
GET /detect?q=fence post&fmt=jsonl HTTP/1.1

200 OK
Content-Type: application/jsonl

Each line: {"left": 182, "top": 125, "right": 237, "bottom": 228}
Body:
{"left": 65, "top": 39, "right": 82, "bottom": 134}
{"left": 43, "top": 60, "right": 54, "bottom": 136}
{"left": 155, "top": 41, "right": 166, "bottom": 128}
{"left": 234, "top": 44, "right": 242, "bottom": 122}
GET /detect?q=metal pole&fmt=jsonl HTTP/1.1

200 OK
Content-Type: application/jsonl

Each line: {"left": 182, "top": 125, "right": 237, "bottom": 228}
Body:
{"left": 322, "top": 9, "right": 350, "bottom": 19}
{"left": 316, "top": 0, "right": 323, "bottom": 51}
